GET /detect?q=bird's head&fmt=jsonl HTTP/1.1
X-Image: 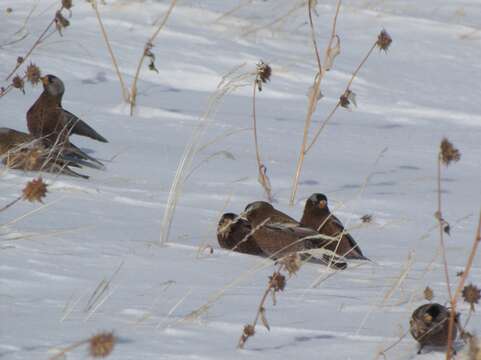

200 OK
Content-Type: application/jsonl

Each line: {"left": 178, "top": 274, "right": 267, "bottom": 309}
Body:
{"left": 305, "top": 193, "right": 328, "bottom": 211}
{"left": 41, "top": 74, "right": 65, "bottom": 97}
{"left": 243, "top": 201, "right": 273, "bottom": 222}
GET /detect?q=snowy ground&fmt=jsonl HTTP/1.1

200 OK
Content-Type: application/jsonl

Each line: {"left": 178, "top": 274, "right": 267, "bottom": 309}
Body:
{"left": 1, "top": 1, "right": 480, "bottom": 359}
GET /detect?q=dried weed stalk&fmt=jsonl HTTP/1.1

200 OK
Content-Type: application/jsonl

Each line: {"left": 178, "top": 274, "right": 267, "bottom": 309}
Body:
{"left": 238, "top": 255, "right": 300, "bottom": 348}
{"left": 252, "top": 61, "right": 273, "bottom": 202}
{"left": 289, "top": 0, "right": 392, "bottom": 205}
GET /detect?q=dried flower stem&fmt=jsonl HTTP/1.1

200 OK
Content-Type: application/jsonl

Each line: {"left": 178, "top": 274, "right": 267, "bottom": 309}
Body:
{"left": 91, "top": 0, "right": 130, "bottom": 102}
{"left": 48, "top": 339, "right": 89, "bottom": 360}
{"left": 130, "top": 0, "right": 177, "bottom": 115}
{"left": 252, "top": 81, "right": 273, "bottom": 202}
{"left": 437, "top": 154, "right": 453, "bottom": 300}
{"left": 0, "top": 196, "right": 22, "bottom": 213}
{"left": 445, "top": 210, "right": 481, "bottom": 360}
{"left": 289, "top": 0, "right": 341, "bottom": 206}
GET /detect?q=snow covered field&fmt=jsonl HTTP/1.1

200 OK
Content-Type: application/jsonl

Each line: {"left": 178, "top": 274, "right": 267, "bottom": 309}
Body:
{"left": 1, "top": 1, "right": 480, "bottom": 359}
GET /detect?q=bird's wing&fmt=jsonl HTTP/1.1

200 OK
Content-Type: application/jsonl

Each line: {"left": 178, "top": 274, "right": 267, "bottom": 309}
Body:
{"left": 329, "top": 214, "right": 368, "bottom": 260}
{"left": 61, "top": 110, "right": 108, "bottom": 143}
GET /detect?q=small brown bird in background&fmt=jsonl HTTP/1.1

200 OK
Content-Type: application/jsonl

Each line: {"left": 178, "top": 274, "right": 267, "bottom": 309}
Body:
{"left": 0, "top": 127, "right": 89, "bottom": 178}
{"left": 244, "top": 201, "right": 346, "bottom": 270}
{"left": 409, "top": 303, "right": 459, "bottom": 354}
{"left": 27, "top": 74, "right": 107, "bottom": 166}
{"left": 301, "top": 193, "right": 368, "bottom": 260}
{"left": 217, "top": 213, "right": 264, "bottom": 256}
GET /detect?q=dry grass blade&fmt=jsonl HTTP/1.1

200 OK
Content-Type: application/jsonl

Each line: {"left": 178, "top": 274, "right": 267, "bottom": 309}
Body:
{"left": 159, "top": 65, "right": 251, "bottom": 245}
{"left": 90, "top": 0, "right": 130, "bottom": 102}
{"left": 130, "top": 0, "right": 177, "bottom": 115}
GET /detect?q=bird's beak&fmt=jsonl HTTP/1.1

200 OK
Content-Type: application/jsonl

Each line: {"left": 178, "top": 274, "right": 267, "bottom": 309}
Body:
{"left": 40, "top": 76, "right": 49, "bottom": 86}
{"left": 319, "top": 200, "right": 327, "bottom": 209}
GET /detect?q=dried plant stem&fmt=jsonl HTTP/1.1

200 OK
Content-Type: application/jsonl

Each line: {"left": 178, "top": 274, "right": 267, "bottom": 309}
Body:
{"left": 289, "top": 0, "right": 341, "bottom": 206}
{"left": 252, "top": 81, "right": 272, "bottom": 202}
{"left": 0, "top": 196, "right": 22, "bottom": 213}
{"left": 445, "top": 210, "right": 481, "bottom": 360}
{"left": 437, "top": 155, "right": 453, "bottom": 300}
{"left": 49, "top": 339, "right": 89, "bottom": 360}
{"left": 91, "top": 0, "right": 130, "bottom": 102}
{"left": 130, "top": 0, "right": 177, "bottom": 115}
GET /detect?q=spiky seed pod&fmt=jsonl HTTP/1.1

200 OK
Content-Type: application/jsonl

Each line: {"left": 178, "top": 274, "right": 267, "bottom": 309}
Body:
{"left": 340, "top": 89, "right": 356, "bottom": 109}
{"left": 89, "top": 332, "right": 116, "bottom": 358}
{"left": 462, "top": 284, "right": 480, "bottom": 310}
{"left": 255, "top": 61, "right": 271, "bottom": 91}
{"left": 12, "top": 75, "right": 25, "bottom": 93}
{"left": 17, "top": 56, "right": 24, "bottom": 65}
{"left": 269, "top": 272, "right": 286, "bottom": 292}
{"left": 440, "top": 138, "right": 461, "bottom": 166}
{"left": 25, "top": 63, "right": 41, "bottom": 86}
{"left": 55, "top": 10, "right": 70, "bottom": 35}
{"left": 62, "top": 0, "right": 73, "bottom": 10}
{"left": 376, "top": 29, "right": 392, "bottom": 51}
{"left": 22, "top": 177, "right": 48, "bottom": 203}
{"left": 409, "top": 303, "right": 458, "bottom": 353}
{"left": 423, "top": 286, "right": 434, "bottom": 301}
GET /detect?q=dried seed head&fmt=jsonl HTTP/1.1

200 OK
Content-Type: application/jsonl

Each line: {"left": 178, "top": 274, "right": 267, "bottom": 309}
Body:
{"left": 17, "top": 56, "right": 24, "bottom": 65}
{"left": 280, "top": 254, "right": 302, "bottom": 276}
{"left": 424, "top": 286, "right": 434, "bottom": 301}
{"left": 243, "top": 324, "right": 255, "bottom": 337}
{"left": 12, "top": 75, "right": 25, "bottom": 94}
{"left": 55, "top": 10, "right": 70, "bottom": 35}
{"left": 462, "top": 284, "right": 480, "bottom": 310}
{"left": 269, "top": 272, "right": 286, "bottom": 292}
{"left": 25, "top": 63, "right": 41, "bottom": 86}
{"left": 340, "top": 89, "right": 356, "bottom": 109}
{"left": 6, "top": 7, "right": 13, "bottom": 14}
{"left": 361, "top": 214, "right": 373, "bottom": 223}
{"left": 22, "top": 177, "right": 48, "bottom": 203}
{"left": 376, "top": 29, "right": 392, "bottom": 52}
{"left": 440, "top": 138, "right": 461, "bottom": 166}
{"left": 89, "top": 332, "right": 116, "bottom": 358}
{"left": 255, "top": 61, "right": 271, "bottom": 91}
{"left": 62, "top": 0, "right": 73, "bottom": 10}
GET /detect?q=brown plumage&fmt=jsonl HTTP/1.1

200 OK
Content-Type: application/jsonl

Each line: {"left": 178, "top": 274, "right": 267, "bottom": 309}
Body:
{"left": 0, "top": 127, "right": 88, "bottom": 178}
{"left": 244, "top": 201, "right": 346, "bottom": 269}
{"left": 409, "top": 303, "right": 459, "bottom": 354}
{"left": 217, "top": 213, "right": 264, "bottom": 256}
{"left": 301, "top": 193, "right": 368, "bottom": 260}
{"left": 26, "top": 74, "right": 107, "bottom": 167}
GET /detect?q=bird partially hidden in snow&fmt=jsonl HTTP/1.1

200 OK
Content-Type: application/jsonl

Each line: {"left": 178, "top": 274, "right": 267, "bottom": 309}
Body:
{"left": 243, "top": 201, "right": 347, "bottom": 270}
{"left": 0, "top": 127, "right": 89, "bottom": 178}
{"left": 217, "top": 213, "right": 264, "bottom": 256}
{"left": 301, "top": 193, "right": 369, "bottom": 260}
{"left": 409, "top": 303, "right": 459, "bottom": 354}
{"left": 26, "top": 74, "right": 107, "bottom": 168}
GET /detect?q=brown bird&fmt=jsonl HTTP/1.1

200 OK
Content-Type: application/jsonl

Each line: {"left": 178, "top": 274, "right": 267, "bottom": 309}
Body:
{"left": 0, "top": 127, "right": 88, "bottom": 178}
{"left": 409, "top": 303, "right": 459, "bottom": 354}
{"left": 244, "top": 201, "right": 346, "bottom": 269}
{"left": 26, "top": 74, "right": 107, "bottom": 166}
{"left": 217, "top": 213, "right": 264, "bottom": 256}
{"left": 301, "top": 193, "right": 368, "bottom": 260}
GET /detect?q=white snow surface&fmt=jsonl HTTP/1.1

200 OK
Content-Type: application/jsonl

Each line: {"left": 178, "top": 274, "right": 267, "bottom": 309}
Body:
{"left": 1, "top": 1, "right": 480, "bottom": 359}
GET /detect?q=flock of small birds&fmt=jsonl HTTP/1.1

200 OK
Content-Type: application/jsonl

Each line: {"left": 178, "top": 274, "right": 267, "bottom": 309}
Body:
{"left": 1, "top": 77, "right": 461, "bottom": 355}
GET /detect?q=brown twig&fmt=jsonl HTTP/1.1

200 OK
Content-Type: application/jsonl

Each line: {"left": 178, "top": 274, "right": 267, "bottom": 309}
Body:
{"left": 130, "top": 0, "right": 177, "bottom": 115}
{"left": 90, "top": 0, "right": 130, "bottom": 102}
{"left": 445, "top": 210, "right": 481, "bottom": 360}
{"left": 0, "top": 196, "right": 22, "bottom": 213}
{"left": 49, "top": 339, "right": 89, "bottom": 360}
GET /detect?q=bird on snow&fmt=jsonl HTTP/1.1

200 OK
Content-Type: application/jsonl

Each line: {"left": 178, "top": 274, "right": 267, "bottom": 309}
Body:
{"left": 243, "top": 201, "right": 347, "bottom": 269}
{"left": 26, "top": 74, "right": 107, "bottom": 167}
{"left": 300, "top": 193, "right": 369, "bottom": 260}
{"left": 409, "top": 302, "right": 459, "bottom": 354}
{"left": 0, "top": 127, "right": 89, "bottom": 178}
{"left": 217, "top": 213, "right": 265, "bottom": 256}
